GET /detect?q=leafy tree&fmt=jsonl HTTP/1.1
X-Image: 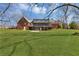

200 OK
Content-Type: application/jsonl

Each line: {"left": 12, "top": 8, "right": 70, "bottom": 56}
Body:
{"left": 69, "top": 21, "right": 78, "bottom": 29}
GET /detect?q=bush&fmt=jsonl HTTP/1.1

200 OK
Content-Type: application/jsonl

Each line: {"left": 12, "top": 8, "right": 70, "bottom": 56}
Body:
{"left": 69, "top": 21, "right": 78, "bottom": 29}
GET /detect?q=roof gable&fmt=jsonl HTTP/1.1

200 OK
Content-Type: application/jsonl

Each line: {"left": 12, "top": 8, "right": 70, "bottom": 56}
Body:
{"left": 17, "top": 17, "right": 29, "bottom": 24}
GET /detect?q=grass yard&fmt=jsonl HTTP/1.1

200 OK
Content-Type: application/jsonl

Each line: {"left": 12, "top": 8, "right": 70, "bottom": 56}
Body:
{"left": 0, "top": 29, "right": 79, "bottom": 56}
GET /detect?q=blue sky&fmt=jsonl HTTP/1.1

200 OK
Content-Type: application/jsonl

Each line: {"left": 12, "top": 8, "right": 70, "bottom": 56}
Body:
{"left": 0, "top": 3, "right": 79, "bottom": 27}
{"left": 0, "top": 3, "right": 58, "bottom": 26}
{"left": 0, "top": 3, "right": 62, "bottom": 20}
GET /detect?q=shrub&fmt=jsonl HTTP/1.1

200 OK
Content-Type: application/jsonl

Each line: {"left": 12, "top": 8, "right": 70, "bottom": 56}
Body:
{"left": 69, "top": 21, "right": 78, "bottom": 29}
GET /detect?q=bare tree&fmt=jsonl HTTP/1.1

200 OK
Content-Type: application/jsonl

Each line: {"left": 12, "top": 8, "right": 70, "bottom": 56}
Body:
{"left": 46, "top": 4, "right": 79, "bottom": 18}
{"left": 0, "top": 3, "right": 10, "bottom": 28}
{"left": 45, "top": 3, "right": 79, "bottom": 29}
{"left": 61, "top": 6, "right": 69, "bottom": 29}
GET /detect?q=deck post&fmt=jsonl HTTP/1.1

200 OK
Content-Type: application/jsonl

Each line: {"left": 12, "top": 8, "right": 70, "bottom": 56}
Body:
{"left": 40, "top": 27, "right": 42, "bottom": 31}
{"left": 23, "top": 26, "right": 26, "bottom": 30}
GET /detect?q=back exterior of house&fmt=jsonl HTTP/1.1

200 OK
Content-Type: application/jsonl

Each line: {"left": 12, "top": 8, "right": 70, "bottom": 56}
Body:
{"left": 16, "top": 17, "right": 61, "bottom": 30}
{"left": 29, "top": 19, "right": 52, "bottom": 30}
{"left": 17, "top": 17, "right": 29, "bottom": 30}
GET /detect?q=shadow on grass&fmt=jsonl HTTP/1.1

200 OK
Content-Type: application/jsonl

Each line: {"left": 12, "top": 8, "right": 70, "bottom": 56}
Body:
{"left": 72, "top": 32, "right": 79, "bottom": 36}
{"left": 8, "top": 45, "right": 17, "bottom": 56}
{"left": 0, "top": 39, "right": 33, "bottom": 56}
{"left": 24, "top": 40, "right": 33, "bottom": 56}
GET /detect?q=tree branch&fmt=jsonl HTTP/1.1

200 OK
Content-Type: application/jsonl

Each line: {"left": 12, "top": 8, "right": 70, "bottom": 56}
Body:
{"left": 0, "top": 3, "right": 10, "bottom": 16}
{"left": 45, "top": 4, "right": 79, "bottom": 18}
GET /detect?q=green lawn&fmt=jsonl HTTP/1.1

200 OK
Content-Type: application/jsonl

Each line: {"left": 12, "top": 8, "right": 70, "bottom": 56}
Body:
{"left": 0, "top": 29, "right": 79, "bottom": 56}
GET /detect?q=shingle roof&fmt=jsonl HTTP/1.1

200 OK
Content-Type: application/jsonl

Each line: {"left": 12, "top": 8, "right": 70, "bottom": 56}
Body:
{"left": 32, "top": 19, "right": 50, "bottom": 23}
{"left": 17, "top": 16, "right": 31, "bottom": 23}
{"left": 17, "top": 17, "right": 29, "bottom": 24}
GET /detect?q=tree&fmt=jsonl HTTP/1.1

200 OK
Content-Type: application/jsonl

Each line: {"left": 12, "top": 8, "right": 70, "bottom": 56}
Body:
{"left": 0, "top": 3, "right": 10, "bottom": 28}
{"left": 61, "top": 6, "right": 69, "bottom": 29}
{"left": 69, "top": 21, "right": 78, "bottom": 29}
{"left": 45, "top": 3, "right": 79, "bottom": 29}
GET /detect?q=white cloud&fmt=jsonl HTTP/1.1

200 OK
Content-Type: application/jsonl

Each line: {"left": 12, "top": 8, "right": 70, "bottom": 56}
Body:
{"left": 18, "top": 4, "right": 29, "bottom": 11}
{"left": 17, "top": 4, "right": 47, "bottom": 14}
{"left": 40, "top": 7, "right": 47, "bottom": 14}
{"left": 32, "top": 5, "right": 47, "bottom": 14}
{"left": 32, "top": 6, "right": 40, "bottom": 14}
{"left": 7, "top": 8, "right": 23, "bottom": 17}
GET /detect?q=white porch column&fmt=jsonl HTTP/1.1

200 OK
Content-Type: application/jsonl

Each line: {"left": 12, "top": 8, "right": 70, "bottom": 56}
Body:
{"left": 23, "top": 26, "right": 26, "bottom": 30}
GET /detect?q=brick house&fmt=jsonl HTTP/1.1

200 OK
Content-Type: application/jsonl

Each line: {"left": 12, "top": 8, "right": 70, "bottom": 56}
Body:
{"left": 17, "top": 17, "right": 29, "bottom": 30}
{"left": 29, "top": 19, "right": 52, "bottom": 30}
{"left": 17, "top": 17, "right": 61, "bottom": 30}
{"left": 50, "top": 21, "right": 61, "bottom": 29}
